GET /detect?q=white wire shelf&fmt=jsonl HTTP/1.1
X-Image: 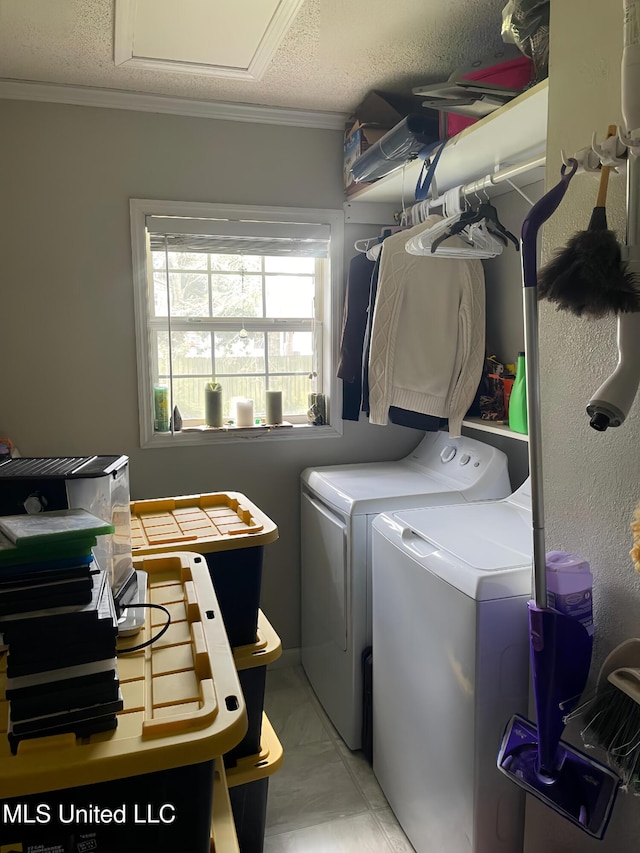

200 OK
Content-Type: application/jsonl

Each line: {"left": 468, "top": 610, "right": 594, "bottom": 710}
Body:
{"left": 461, "top": 417, "right": 528, "bottom": 442}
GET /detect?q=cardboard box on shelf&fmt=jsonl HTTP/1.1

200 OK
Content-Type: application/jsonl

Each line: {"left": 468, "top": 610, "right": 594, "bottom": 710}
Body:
{"left": 349, "top": 90, "right": 432, "bottom": 129}
{"left": 343, "top": 90, "right": 439, "bottom": 193}
{"left": 344, "top": 121, "right": 389, "bottom": 193}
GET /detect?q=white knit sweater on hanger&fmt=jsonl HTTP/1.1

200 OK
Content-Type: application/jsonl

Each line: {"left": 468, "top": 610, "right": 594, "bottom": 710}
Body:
{"left": 367, "top": 216, "right": 485, "bottom": 437}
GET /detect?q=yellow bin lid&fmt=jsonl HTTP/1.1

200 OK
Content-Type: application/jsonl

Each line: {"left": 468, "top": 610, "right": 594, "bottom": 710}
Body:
{"left": 130, "top": 492, "right": 278, "bottom": 555}
{"left": 0, "top": 552, "right": 247, "bottom": 799}
{"left": 225, "top": 713, "right": 283, "bottom": 789}
{"left": 233, "top": 610, "right": 282, "bottom": 672}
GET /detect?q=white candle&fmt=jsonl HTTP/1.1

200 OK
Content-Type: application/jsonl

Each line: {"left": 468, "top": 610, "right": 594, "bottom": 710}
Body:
{"left": 265, "top": 390, "right": 283, "bottom": 425}
{"left": 236, "top": 398, "right": 254, "bottom": 427}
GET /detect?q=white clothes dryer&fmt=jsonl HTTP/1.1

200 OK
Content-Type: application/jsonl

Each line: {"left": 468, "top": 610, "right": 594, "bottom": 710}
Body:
{"left": 372, "top": 480, "right": 533, "bottom": 853}
{"left": 300, "top": 430, "right": 511, "bottom": 750}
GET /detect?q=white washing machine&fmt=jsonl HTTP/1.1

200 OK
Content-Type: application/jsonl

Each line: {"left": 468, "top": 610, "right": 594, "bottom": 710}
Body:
{"left": 300, "top": 431, "right": 511, "bottom": 750}
{"left": 372, "top": 480, "right": 533, "bottom": 853}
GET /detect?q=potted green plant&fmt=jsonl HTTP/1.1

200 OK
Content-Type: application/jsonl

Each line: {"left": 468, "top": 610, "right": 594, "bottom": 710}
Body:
{"left": 204, "top": 380, "right": 223, "bottom": 428}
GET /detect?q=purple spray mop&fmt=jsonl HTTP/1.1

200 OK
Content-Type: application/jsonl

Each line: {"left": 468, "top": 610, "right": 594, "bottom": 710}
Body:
{"left": 496, "top": 161, "right": 621, "bottom": 839}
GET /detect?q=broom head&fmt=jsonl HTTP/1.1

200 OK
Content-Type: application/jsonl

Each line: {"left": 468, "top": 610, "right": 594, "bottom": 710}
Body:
{"left": 574, "top": 639, "right": 640, "bottom": 790}
{"left": 581, "top": 677, "right": 640, "bottom": 791}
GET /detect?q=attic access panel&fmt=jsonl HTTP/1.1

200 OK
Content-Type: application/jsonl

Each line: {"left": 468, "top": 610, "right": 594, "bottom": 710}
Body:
{"left": 114, "top": 0, "right": 304, "bottom": 81}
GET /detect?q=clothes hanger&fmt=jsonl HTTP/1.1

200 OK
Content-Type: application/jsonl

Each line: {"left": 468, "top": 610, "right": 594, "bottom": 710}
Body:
{"left": 366, "top": 227, "right": 405, "bottom": 260}
{"left": 407, "top": 213, "right": 506, "bottom": 259}
{"left": 405, "top": 186, "right": 492, "bottom": 257}
{"left": 354, "top": 227, "right": 404, "bottom": 253}
{"left": 428, "top": 204, "right": 502, "bottom": 253}
{"left": 428, "top": 219, "right": 507, "bottom": 258}
{"left": 353, "top": 236, "right": 382, "bottom": 254}
{"left": 414, "top": 189, "right": 518, "bottom": 257}
{"left": 354, "top": 225, "right": 406, "bottom": 261}
{"left": 472, "top": 200, "right": 519, "bottom": 249}
{"left": 366, "top": 241, "right": 384, "bottom": 261}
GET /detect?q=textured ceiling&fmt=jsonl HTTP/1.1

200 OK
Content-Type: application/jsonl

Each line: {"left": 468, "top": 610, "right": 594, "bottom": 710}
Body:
{"left": 0, "top": 0, "right": 510, "bottom": 114}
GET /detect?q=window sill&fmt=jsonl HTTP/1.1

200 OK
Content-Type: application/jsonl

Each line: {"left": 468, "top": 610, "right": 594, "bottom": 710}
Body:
{"left": 142, "top": 421, "right": 342, "bottom": 448}
{"left": 182, "top": 420, "right": 297, "bottom": 433}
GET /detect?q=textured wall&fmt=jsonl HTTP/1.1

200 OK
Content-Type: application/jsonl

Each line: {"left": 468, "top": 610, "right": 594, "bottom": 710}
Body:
{"left": 0, "top": 99, "right": 424, "bottom": 648}
{"left": 524, "top": 2, "right": 640, "bottom": 850}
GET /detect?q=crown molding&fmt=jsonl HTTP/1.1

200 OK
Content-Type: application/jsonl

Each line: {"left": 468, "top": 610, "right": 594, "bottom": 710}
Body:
{"left": 0, "top": 79, "right": 348, "bottom": 130}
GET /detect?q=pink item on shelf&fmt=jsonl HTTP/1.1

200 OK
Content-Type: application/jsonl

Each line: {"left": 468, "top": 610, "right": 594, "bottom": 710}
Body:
{"left": 445, "top": 55, "right": 535, "bottom": 137}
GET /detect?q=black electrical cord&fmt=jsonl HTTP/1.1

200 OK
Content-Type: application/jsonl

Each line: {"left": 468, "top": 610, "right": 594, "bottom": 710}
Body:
{"left": 116, "top": 602, "right": 171, "bottom": 654}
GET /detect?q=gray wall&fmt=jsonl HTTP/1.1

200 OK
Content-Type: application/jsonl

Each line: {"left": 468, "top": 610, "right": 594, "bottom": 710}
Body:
{"left": 0, "top": 99, "right": 423, "bottom": 649}
{"left": 525, "top": 3, "right": 640, "bottom": 851}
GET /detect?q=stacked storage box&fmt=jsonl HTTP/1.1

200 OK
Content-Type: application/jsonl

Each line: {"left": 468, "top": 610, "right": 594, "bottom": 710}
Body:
{"left": 130, "top": 492, "right": 278, "bottom": 647}
{"left": 0, "top": 552, "right": 247, "bottom": 853}
{"left": 227, "top": 610, "right": 281, "bottom": 764}
{"left": 0, "top": 509, "right": 122, "bottom": 752}
{"left": 130, "top": 493, "right": 284, "bottom": 853}
{"left": 226, "top": 714, "right": 284, "bottom": 853}
{"left": 226, "top": 610, "right": 283, "bottom": 853}
{"left": 211, "top": 762, "right": 241, "bottom": 852}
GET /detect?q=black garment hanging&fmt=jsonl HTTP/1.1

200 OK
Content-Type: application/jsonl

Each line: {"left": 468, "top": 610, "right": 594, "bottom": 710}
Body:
{"left": 338, "top": 252, "right": 376, "bottom": 421}
{"left": 360, "top": 254, "right": 380, "bottom": 417}
{"left": 389, "top": 407, "right": 443, "bottom": 431}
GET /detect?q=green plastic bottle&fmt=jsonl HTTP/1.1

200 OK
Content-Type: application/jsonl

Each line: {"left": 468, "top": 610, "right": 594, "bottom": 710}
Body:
{"left": 508, "top": 352, "right": 528, "bottom": 434}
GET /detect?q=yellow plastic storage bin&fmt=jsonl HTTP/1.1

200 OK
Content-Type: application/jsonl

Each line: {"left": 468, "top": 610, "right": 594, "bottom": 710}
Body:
{"left": 210, "top": 762, "right": 240, "bottom": 853}
{"left": 226, "top": 714, "right": 284, "bottom": 853}
{"left": 131, "top": 493, "right": 278, "bottom": 647}
{"left": 0, "top": 552, "right": 247, "bottom": 853}
{"left": 226, "top": 609, "right": 282, "bottom": 765}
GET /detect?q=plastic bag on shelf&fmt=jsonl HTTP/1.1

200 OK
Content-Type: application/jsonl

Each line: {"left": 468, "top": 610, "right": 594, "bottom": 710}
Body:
{"left": 502, "top": 0, "right": 549, "bottom": 82}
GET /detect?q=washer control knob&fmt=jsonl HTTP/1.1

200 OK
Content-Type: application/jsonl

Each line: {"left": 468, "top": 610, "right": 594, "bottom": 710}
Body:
{"left": 459, "top": 453, "right": 471, "bottom": 466}
{"left": 440, "top": 446, "right": 457, "bottom": 463}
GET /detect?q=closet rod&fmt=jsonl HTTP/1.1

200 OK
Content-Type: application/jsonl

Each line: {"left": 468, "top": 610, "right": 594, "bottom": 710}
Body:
{"left": 399, "top": 154, "right": 546, "bottom": 224}
{"left": 460, "top": 154, "right": 546, "bottom": 199}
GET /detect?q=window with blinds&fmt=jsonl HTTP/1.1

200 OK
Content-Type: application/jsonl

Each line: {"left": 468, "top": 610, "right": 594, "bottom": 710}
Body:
{"left": 130, "top": 200, "right": 343, "bottom": 444}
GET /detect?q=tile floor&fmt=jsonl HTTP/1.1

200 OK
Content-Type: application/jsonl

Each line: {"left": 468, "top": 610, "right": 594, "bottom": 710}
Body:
{"left": 263, "top": 663, "right": 415, "bottom": 853}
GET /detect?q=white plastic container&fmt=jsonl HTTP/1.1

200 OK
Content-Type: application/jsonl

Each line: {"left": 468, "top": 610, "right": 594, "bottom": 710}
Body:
{"left": 546, "top": 550, "right": 594, "bottom": 635}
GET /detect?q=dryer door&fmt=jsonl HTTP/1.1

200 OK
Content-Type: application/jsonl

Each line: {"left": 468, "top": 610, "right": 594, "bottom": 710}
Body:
{"left": 301, "top": 491, "right": 347, "bottom": 654}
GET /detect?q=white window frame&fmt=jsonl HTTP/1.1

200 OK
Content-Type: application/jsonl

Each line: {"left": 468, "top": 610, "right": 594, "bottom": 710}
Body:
{"left": 130, "top": 199, "right": 344, "bottom": 447}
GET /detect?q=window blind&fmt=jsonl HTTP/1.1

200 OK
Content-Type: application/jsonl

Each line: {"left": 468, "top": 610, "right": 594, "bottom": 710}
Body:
{"left": 146, "top": 216, "right": 330, "bottom": 258}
